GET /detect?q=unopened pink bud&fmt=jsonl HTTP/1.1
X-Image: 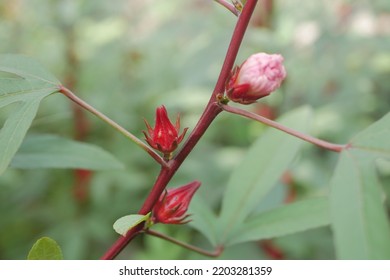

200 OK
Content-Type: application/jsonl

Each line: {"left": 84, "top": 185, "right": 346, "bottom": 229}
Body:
{"left": 226, "top": 53, "right": 287, "bottom": 104}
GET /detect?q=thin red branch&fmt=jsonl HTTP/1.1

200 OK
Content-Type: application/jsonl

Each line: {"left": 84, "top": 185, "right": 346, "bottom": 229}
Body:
{"left": 220, "top": 104, "right": 346, "bottom": 153}
{"left": 59, "top": 86, "right": 168, "bottom": 167}
{"left": 101, "top": 0, "right": 259, "bottom": 260}
{"left": 146, "top": 229, "right": 224, "bottom": 258}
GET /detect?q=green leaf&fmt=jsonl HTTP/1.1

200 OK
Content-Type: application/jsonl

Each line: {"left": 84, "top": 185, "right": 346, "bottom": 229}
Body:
{"left": 350, "top": 112, "right": 390, "bottom": 159}
{"left": 0, "top": 54, "right": 60, "bottom": 175}
{"left": 10, "top": 134, "right": 124, "bottom": 170}
{"left": 0, "top": 54, "right": 60, "bottom": 84}
{"left": 330, "top": 150, "right": 390, "bottom": 259}
{"left": 217, "top": 106, "right": 312, "bottom": 244}
{"left": 113, "top": 213, "right": 151, "bottom": 236}
{"left": 188, "top": 194, "right": 218, "bottom": 246}
{"left": 228, "top": 197, "right": 330, "bottom": 246}
{"left": 27, "top": 237, "right": 64, "bottom": 260}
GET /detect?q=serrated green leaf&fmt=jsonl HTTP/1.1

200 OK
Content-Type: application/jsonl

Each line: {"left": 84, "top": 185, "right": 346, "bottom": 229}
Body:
{"left": 330, "top": 151, "right": 390, "bottom": 259}
{"left": 10, "top": 134, "right": 124, "bottom": 170}
{"left": 27, "top": 237, "right": 64, "bottom": 260}
{"left": 188, "top": 194, "right": 218, "bottom": 246}
{"left": 0, "top": 54, "right": 60, "bottom": 175}
{"left": 217, "top": 106, "right": 312, "bottom": 244}
{"left": 113, "top": 213, "right": 150, "bottom": 236}
{"left": 350, "top": 112, "right": 390, "bottom": 159}
{"left": 228, "top": 197, "right": 330, "bottom": 246}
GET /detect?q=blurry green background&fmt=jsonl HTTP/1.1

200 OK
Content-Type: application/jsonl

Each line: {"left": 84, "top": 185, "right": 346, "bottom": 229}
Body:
{"left": 0, "top": 0, "right": 389, "bottom": 259}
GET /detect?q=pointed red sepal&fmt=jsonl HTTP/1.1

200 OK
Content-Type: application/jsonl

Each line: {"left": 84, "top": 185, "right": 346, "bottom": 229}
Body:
{"left": 152, "top": 181, "right": 201, "bottom": 225}
{"left": 143, "top": 106, "right": 188, "bottom": 156}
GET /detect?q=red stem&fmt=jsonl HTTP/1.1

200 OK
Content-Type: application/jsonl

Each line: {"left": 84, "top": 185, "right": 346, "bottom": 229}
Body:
{"left": 146, "top": 229, "right": 224, "bottom": 257}
{"left": 101, "top": 0, "right": 259, "bottom": 260}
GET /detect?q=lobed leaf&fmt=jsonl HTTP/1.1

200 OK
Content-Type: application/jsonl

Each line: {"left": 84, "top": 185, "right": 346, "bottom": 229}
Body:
{"left": 188, "top": 194, "right": 219, "bottom": 246}
{"left": 349, "top": 112, "right": 390, "bottom": 159}
{"left": 228, "top": 197, "right": 330, "bottom": 246}
{"left": 0, "top": 54, "right": 59, "bottom": 84}
{"left": 217, "top": 106, "right": 312, "bottom": 244}
{"left": 330, "top": 150, "right": 390, "bottom": 259}
{"left": 0, "top": 54, "right": 60, "bottom": 175}
{"left": 11, "top": 134, "right": 124, "bottom": 170}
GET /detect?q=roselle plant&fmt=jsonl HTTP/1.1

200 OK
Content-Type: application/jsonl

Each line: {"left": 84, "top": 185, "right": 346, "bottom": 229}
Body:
{"left": 0, "top": 0, "right": 389, "bottom": 260}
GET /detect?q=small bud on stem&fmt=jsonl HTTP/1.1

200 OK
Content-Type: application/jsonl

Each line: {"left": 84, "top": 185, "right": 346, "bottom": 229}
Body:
{"left": 143, "top": 106, "right": 188, "bottom": 160}
{"left": 152, "top": 181, "right": 201, "bottom": 224}
{"left": 226, "top": 52, "right": 287, "bottom": 104}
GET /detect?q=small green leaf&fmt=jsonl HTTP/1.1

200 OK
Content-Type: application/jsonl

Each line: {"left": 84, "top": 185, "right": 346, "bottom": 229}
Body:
{"left": 330, "top": 151, "right": 390, "bottom": 259}
{"left": 27, "top": 237, "right": 64, "bottom": 260}
{"left": 0, "top": 54, "right": 60, "bottom": 175}
{"left": 217, "top": 106, "right": 312, "bottom": 244}
{"left": 113, "top": 213, "right": 151, "bottom": 236}
{"left": 10, "top": 134, "right": 124, "bottom": 170}
{"left": 228, "top": 197, "right": 330, "bottom": 246}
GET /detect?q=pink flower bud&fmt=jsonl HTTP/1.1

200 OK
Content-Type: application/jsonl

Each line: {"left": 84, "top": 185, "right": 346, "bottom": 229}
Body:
{"left": 226, "top": 52, "right": 287, "bottom": 104}
{"left": 152, "top": 181, "right": 201, "bottom": 224}
{"left": 143, "top": 106, "right": 188, "bottom": 157}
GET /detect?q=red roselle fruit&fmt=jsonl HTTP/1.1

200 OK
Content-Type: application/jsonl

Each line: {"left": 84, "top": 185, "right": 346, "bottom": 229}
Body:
{"left": 152, "top": 181, "right": 201, "bottom": 224}
{"left": 226, "top": 52, "right": 287, "bottom": 104}
{"left": 143, "top": 105, "right": 188, "bottom": 160}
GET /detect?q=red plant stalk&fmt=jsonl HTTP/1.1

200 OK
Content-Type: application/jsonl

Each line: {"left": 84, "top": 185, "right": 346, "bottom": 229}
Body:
{"left": 101, "top": 0, "right": 259, "bottom": 260}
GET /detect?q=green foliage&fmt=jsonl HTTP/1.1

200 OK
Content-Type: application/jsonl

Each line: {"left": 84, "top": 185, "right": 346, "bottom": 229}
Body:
{"left": 0, "top": 0, "right": 389, "bottom": 260}
{"left": 330, "top": 113, "right": 390, "bottom": 259}
{"left": 27, "top": 237, "right": 63, "bottom": 260}
{"left": 11, "top": 134, "right": 124, "bottom": 170}
{"left": 350, "top": 112, "right": 390, "bottom": 159}
{"left": 229, "top": 197, "right": 330, "bottom": 246}
{"left": 188, "top": 194, "right": 219, "bottom": 247}
{"left": 0, "top": 55, "right": 60, "bottom": 175}
{"left": 217, "top": 106, "right": 312, "bottom": 244}
{"left": 113, "top": 213, "right": 151, "bottom": 236}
